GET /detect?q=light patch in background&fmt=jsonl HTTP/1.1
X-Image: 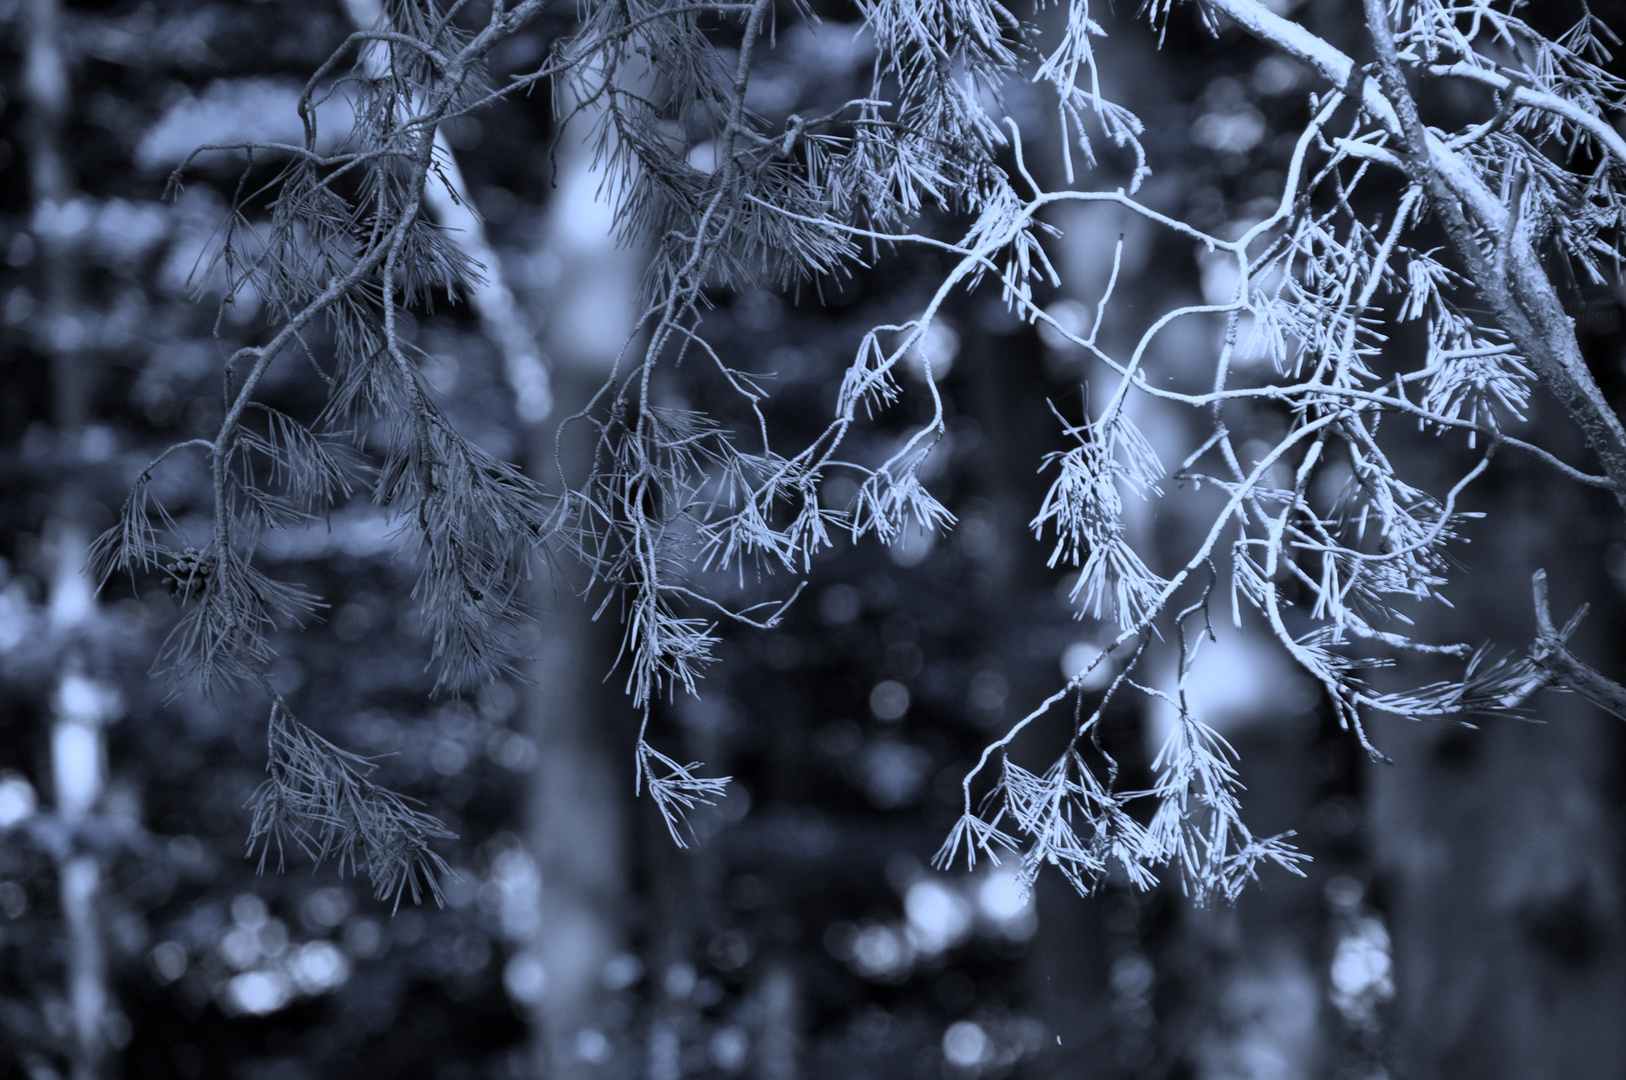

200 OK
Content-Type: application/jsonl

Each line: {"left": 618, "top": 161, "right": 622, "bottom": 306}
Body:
{"left": 904, "top": 321, "right": 960, "bottom": 383}
{"left": 869, "top": 680, "right": 910, "bottom": 721}
{"left": 1191, "top": 78, "right": 1267, "bottom": 157}
{"left": 943, "top": 1020, "right": 990, "bottom": 1068}
{"left": 0, "top": 580, "right": 31, "bottom": 654}
{"left": 1326, "top": 876, "right": 1395, "bottom": 1029}
{"left": 543, "top": 129, "right": 643, "bottom": 371}
{"left": 686, "top": 141, "right": 718, "bottom": 174}
{"left": 708, "top": 930, "right": 752, "bottom": 971}
{"left": 710, "top": 1026, "right": 749, "bottom": 1073}
{"left": 149, "top": 941, "right": 188, "bottom": 984}
{"left": 49, "top": 528, "right": 97, "bottom": 632}
{"left": 1060, "top": 640, "right": 1115, "bottom": 689}
{"left": 56, "top": 672, "right": 122, "bottom": 726}
{"left": 601, "top": 951, "right": 644, "bottom": 991}
{"left": 966, "top": 668, "right": 1007, "bottom": 726}
{"left": 1195, "top": 244, "right": 1280, "bottom": 370}
{"left": 1197, "top": 247, "right": 1243, "bottom": 307}
{"left": 818, "top": 583, "right": 863, "bottom": 626}
{"left": 955, "top": 505, "right": 1000, "bottom": 561}
{"left": 1112, "top": 953, "right": 1155, "bottom": 997}
{"left": 31, "top": 197, "right": 94, "bottom": 245}
{"left": 488, "top": 731, "right": 539, "bottom": 772}
{"left": 503, "top": 951, "right": 548, "bottom": 1005}
{"left": 342, "top": 917, "right": 386, "bottom": 959}
{"left": 887, "top": 521, "right": 939, "bottom": 567}
{"left": 0, "top": 882, "right": 28, "bottom": 920}
{"left": 857, "top": 739, "right": 931, "bottom": 808}
{"left": 1192, "top": 948, "right": 1320, "bottom": 1080}
{"left": 1110, "top": 946, "right": 1158, "bottom": 1065}
{"left": 1330, "top": 918, "right": 1394, "bottom": 1021}
{"left": 223, "top": 970, "right": 292, "bottom": 1016}
{"left": 52, "top": 716, "right": 103, "bottom": 817}
{"left": 288, "top": 941, "right": 350, "bottom": 995}
{"left": 848, "top": 923, "right": 914, "bottom": 982}
{"left": 1050, "top": 203, "right": 1154, "bottom": 310}
{"left": 0, "top": 773, "right": 37, "bottom": 828}
{"left": 975, "top": 866, "right": 1038, "bottom": 941}
{"left": 575, "top": 1028, "right": 611, "bottom": 1064}
{"left": 552, "top": 156, "right": 619, "bottom": 247}
{"left": 135, "top": 78, "right": 351, "bottom": 171}
{"left": 663, "top": 960, "right": 698, "bottom": 999}
{"left": 1144, "top": 625, "right": 1319, "bottom": 753}
{"left": 258, "top": 506, "right": 401, "bottom": 562}
{"left": 29, "top": 198, "right": 169, "bottom": 272}
{"left": 1253, "top": 55, "right": 1307, "bottom": 96}
{"left": 1192, "top": 105, "right": 1267, "bottom": 155}
{"left": 219, "top": 923, "right": 263, "bottom": 970}
{"left": 826, "top": 866, "right": 1036, "bottom": 985}
{"left": 203, "top": 891, "right": 354, "bottom": 1016}
{"left": 904, "top": 878, "right": 973, "bottom": 955}
{"left": 486, "top": 847, "right": 542, "bottom": 940}
{"left": 1038, "top": 298, "right": 1092, "bottom": 351}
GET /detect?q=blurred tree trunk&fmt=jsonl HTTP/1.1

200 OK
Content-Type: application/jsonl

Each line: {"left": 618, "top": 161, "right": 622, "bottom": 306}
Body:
{"left": 753, "top": 962, "right": 801, "bottom": 1080}
{"left": 21, "top": 0, "right": 80, "bottom": 434}
{"left": 1368, "top": 502, "right": 1626, "bottom": 1079}
{"left": 516, "top": 555, "right": 628, "bottom": 1078}
{"left": 335, "top": 6, "right": 632, "bottom": 1070}
{"left": 505, "top": 118, "right": 643, "bottom": 1075}
{"left": 23, "top": 0, "right": 119, "bottom": 1078}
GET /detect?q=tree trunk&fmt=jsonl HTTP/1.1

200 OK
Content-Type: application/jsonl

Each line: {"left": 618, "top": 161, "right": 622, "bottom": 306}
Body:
{"left": 516, "top": 573, "right": 629, "bottom": 1078}
{"left": 1368, "top": 515, "right": 1626, "bottom": 1079}
{"left": 504, "top": 110, "right": 644, "bottom": 1074}
{"left": 24, "top": 0, "right": 119, "bottom": 1076}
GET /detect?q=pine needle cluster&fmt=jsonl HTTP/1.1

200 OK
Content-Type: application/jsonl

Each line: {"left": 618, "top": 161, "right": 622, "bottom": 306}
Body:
{"left": 247, "top": 699, "right": 456, "bottom": 910}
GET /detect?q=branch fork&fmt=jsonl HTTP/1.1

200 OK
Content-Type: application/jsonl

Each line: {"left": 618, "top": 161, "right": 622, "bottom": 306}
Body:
{"left": 1523, "top": 569, "right": 1626, "bottom": 720}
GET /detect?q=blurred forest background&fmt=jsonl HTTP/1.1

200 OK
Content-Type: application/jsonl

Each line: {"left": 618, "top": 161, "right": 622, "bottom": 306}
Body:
{"left": 4, "top": 0, "right": 1626, "bottom": 1078}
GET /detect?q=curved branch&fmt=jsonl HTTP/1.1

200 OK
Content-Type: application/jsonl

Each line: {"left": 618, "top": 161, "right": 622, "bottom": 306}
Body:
{"left": 1425, "top": 62, "right": 1626, "bottom": 167}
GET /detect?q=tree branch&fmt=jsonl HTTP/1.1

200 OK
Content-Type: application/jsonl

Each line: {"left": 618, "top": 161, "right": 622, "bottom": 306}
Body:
{"left": 1362, "top": 0, "right": 1626, "bottom": 508}
{"left": 1205, "top": 0, "right": 1626, "bottom": 507}
{"left": 1529, "top": 569, "right": 1626, "bottom": 721}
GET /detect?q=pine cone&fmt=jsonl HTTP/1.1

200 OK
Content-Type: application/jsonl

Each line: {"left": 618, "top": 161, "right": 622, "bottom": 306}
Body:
{"left": 166, "top": 548, "right": 213, "bottom": 602}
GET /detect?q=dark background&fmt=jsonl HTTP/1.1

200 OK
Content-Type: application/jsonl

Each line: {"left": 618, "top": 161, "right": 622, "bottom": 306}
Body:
{"left": 3, "top": 1, "right": 1626, "bottom": 1078}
